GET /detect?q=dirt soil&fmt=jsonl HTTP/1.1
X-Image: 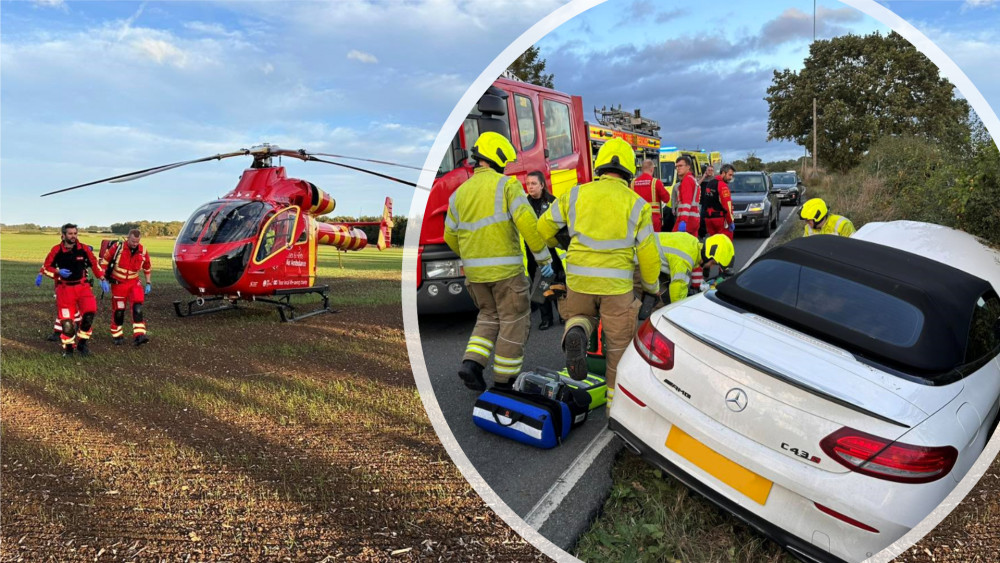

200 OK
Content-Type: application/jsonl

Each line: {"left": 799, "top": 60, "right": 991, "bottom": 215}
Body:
{"left": 2, "top": 289, "right": 547, "bottom": 562}
{"left": 897, "top": 452, "right": 1000, "bottom": 562}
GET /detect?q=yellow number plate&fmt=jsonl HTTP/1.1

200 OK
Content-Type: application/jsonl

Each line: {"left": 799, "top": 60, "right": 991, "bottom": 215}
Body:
{"left": 666, "top": 425, "right": 772, "bottom": 505}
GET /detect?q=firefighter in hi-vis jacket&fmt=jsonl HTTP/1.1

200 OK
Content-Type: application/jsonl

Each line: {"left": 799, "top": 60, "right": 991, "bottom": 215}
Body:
{"left": 100, "top": 229, "right": 153, "bottom": 346}
{"left": 37, "top": 223, "right": 107, "bottom": 357}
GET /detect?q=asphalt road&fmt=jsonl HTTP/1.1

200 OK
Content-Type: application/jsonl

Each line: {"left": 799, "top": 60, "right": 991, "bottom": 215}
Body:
{"left": 417, "top": 203, "right": 799, "bottom": 554}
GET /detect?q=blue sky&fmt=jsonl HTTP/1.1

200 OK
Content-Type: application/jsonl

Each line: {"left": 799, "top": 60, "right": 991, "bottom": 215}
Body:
{"left": 2, "top": 1, "right": 998, "bottom": 226}
{"left": 537, "top": 0, "right": 1000, "bottom": 163}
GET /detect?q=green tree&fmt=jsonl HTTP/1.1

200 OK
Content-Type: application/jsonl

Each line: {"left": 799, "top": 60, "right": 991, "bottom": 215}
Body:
{"left": 765, "top": 31, "right": 971, "bottom": 172}
{"left": 507, "top": 46, "right": 554, "bottom": 88}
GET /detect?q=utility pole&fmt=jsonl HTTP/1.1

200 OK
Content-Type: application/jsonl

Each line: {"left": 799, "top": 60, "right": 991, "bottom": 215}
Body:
{"left": 812, "top": 0, "right": 818, "bottom": 175}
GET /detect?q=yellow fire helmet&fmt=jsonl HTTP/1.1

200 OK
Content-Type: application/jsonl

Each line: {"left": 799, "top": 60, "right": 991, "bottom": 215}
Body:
{"left": 800, "top": 198, "right": 829, "bottom": 223}
{"left": 594, "top": 137, "right": 637, "bottom": 182}
{"left": 470, "top": 131, "right": 517, "bottom": 172}
{"left": 703, "top": 234, "right": 735, "bottom": 269}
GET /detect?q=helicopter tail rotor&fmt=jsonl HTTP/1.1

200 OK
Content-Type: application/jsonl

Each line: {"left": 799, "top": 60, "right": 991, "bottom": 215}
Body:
{"left": 377, "top": 197, "right": 394, "bottom": 250}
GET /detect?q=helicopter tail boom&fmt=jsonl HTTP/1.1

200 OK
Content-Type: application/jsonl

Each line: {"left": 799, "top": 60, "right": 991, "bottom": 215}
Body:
{"left": 317, "top": 223, "right": 368, "bottom": 251}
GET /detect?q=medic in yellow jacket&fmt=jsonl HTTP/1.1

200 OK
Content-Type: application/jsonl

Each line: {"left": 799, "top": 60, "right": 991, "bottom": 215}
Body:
{"left": 537, "top": 137, "right": 659, "bottom": 401}
{"left": 445, "top": 132, "right": 552, "bottom": 392}
{"left": 655, "top": 232, "right": 735, "bottom": 304}
{"left": 800, "top": 198, "right": 855, "bottom": 237}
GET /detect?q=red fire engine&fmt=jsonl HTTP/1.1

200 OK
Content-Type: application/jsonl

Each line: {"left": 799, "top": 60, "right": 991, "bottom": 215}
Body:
{"left": 417, "top": 78, "right": 593, "bottom": 314}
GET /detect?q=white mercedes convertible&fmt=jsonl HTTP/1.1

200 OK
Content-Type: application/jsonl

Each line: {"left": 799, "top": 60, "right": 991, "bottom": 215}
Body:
{"left": 609, "top": 221, "right": 1000, "bottom": 562}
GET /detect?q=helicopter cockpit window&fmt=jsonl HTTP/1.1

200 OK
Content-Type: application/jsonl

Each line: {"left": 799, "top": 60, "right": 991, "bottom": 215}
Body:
{"left": 255, "top": 207, "right": 300, "bottom": 263}
{"left": 208, "top": 201, "right": 268, "bottom": 244}
{"left": 178, "top": 203, "right": 218, "bottom": 244}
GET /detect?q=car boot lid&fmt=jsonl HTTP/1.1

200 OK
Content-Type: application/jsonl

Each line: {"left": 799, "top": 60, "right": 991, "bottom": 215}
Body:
{"left": 660, "top": 296, "right": 964, "bottom": 429}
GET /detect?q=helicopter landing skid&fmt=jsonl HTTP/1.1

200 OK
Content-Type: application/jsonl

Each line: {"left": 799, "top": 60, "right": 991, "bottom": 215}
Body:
{"left": 174, "top": 296, "right": 241, "bottom": 318}
{"left": 255, "top": 286, "right": 337, "bottom": 322}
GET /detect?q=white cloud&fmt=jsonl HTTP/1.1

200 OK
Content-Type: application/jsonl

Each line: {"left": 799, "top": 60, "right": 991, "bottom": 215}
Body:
{"left": 31, "top": 0, "right": 65, "bottom": 7}
{"left": 347, "top": 49, "right": 378, "bottom": 64}
{"left": 183, "top": 21, "right": 243, "bottom": 38}
{"left": 964, "top": 0, "right": 999, "bottom": 8}
{"left": 133, "top": 37, "right": 188, "bottom": 66}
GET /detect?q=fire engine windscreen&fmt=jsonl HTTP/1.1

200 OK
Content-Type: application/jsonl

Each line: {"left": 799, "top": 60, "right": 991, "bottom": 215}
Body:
{"left": 179, "top": 201, "right": 269, "bottom": 244}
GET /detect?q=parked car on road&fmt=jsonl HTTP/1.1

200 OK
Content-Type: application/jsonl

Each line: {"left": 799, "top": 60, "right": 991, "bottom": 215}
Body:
{"left": 770, "top": 171, "right": 803, "bottom": 206}
{"left": 729, "top": 171, "right": 779, "bottom": 238}
{"left": 610, "top": 222, "right": 1000, "bottom": 563}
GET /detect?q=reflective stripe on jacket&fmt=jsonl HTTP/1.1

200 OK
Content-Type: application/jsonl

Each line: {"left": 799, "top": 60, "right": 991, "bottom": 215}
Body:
{"left": 538, "top": 175, "right": 660, "bottom": 296}
{"left": 803, "top": 214, "right": 856, "bottom": 238}
{"left": 655, "top": 232, "right": 702, "bottom": 304}
{"left": 444, "top": 167, "right": 549, "bottom": 283}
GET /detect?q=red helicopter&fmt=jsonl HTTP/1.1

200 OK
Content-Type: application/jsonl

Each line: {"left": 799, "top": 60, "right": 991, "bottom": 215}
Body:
{"left": 41, "top": 144, "right": 417, "bottom": 321}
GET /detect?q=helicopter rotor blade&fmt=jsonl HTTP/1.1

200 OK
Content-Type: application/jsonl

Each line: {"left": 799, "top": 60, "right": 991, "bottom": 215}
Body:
{"left": 308, "top": 152, "right": 433, "bottom": 172}
{"left": 107, "top": 150, "right": 251, "bottom": 184}
{"left": 305, "top": 156, "right": 419, "bottom": 188}
{"left": 39, "top": 150, "right": 250, "bottom": 197}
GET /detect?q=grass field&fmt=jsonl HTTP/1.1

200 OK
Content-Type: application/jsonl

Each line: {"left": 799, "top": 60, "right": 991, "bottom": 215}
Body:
{"left": 1, "top": 232, "right": 543, "bottom": 561}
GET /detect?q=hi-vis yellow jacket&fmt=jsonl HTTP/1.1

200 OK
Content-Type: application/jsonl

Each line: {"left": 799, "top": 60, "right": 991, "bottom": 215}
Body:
{"left": 656, "top": 231, "right": 702, "bottom": 304}
{"left": 804, "top": 214, "right": 855, "bottom": 238}
{"left": 538, "top": 175, "right": 660, "bottom": 296}
{"left": 444, "top": 167, "right": 551, "bottom": 283}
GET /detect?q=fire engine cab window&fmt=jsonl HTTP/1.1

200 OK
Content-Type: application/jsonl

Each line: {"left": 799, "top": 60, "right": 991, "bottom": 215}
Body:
{"left": 257, "top": 208, "right": 298, "bottom": 262}
{"left": 542, "top": 100, "right": 573, "bottom": 161}
{"left": 514, "top": 95, "right": 536, "bottom": 150}
{"left": 660, "top": 161, "right": 676, "bottom": 187}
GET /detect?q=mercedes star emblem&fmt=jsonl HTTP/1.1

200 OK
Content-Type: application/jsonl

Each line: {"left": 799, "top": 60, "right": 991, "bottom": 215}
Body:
{"left": 725, "top": 388, "right": 748, "bottom": 412}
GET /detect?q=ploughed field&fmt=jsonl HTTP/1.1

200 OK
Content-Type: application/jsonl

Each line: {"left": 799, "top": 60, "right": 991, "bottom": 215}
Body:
{"left": 1, "top": 233, "right": 543, "bottom": 562}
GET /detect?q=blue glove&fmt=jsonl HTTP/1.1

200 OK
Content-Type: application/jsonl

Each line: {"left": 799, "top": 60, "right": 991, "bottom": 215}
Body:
{"left": 35, "top": 273, "right": 43, "bottom": 287}
{"left": 677, "top": 221, "right": 687, "bottom": 233}
{"left": 728, "top": 222, "right": 736, "bottom": 233}
{"left": 145, "top": 283, "right": 152, "bottom": 295}
{"left": 57, "top": 268, "right": 73, "bottom": 278}
{"left": 540, "top": 263, "right": 554, "bottom": 278}
{"left": 100, "top": 280, "right": 111, "bottom": 294}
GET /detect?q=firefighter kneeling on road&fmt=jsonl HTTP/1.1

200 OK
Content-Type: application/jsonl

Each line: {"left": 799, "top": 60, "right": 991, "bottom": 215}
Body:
{"left": 101, "top": 229, "right": 153, "bottom": 346}
{"left": 445, "top": 131, "right": 553, "bottom": 392}
{"left": 800, "top": 198, "right": 855, "bottom": 237}
{"left": 538, "top": 137, "right": 660, "bottom": 407}
{"left": 36, "top": 223, "right": 107, "bottom": 357}
{"left": 654, "top": 232, "right": 736, "bottom": 306}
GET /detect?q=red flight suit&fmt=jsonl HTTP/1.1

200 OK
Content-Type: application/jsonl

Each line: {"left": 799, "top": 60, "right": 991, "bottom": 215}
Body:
{"left": 702, "top": 176, "right": 735, "bottom": 240}
{"left": 632, "top": 172, "right": 670, "bottom": 232}
{"left": 101, "top": 241, "right": 152, "bottom": 339}
{"left": 672, "top": 172, "right": 701, "bottom": 237}
{"left": 41, "top": 242, "right": 104, "bottom": 348}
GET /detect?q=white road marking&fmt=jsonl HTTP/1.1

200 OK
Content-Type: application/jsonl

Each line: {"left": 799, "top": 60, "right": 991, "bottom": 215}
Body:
{"left": 524, "top": 428, "right": 617, "bottom": 529}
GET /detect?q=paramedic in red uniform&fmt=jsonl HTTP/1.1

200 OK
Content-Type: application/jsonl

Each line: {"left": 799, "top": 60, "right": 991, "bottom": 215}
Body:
{"left": 101, "top": 229, "right": 152, "bottom": 346}
{"left": 37, "top": 223, "right": 107, "bottom": 357}
{"left": 632, "top": 159, "right": 671, "bottom": 231}
{"left": 701, "top": 164, "right": 736, "bottom": 240}
{"left": 671, "top": 155, "right": 701, "bottom": 237}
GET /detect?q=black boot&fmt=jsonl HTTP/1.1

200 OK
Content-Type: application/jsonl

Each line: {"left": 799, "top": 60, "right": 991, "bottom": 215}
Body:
{"left": 62, "top": 345, "right": 74, "bottom": 358}
{"left": 134, "top": 334, "right": 150, "bottom": 346}
{"left": 76, "top": 339, "right": 91, "bottom": 357}
{"left": 113, "top": 336, "right": 125, "bottom": 346}
{"left": 564, "top": 326, "right": 589, "bottom": 381}
{"left": 458, "top": 360, "right": 487, "bottom": 391}
{"left": 46, "top": 331, "right": 61, "bottom": 342}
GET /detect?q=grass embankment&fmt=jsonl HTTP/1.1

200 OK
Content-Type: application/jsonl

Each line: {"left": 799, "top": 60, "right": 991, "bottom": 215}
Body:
{"left": 1, "top": 233, "right": 542, "bottom": 561}
{"left": 577, "top": 136, "right": 1000, "bottom": 562}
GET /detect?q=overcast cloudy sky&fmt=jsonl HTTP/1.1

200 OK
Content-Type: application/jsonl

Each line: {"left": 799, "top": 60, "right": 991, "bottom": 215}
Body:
{"left": 538, "top": 0, "right": 1000, "bottom": 163}
{"left": 2, "top": 1, "right": 998, "bottom": 226}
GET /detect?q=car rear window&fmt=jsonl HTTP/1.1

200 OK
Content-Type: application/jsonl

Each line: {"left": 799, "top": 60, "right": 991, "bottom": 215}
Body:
{"left": 966, "top": 292, "right": 1000, "bottom": 364}
{"left": 735, "top": 259, "right": 924, "bottom": 348}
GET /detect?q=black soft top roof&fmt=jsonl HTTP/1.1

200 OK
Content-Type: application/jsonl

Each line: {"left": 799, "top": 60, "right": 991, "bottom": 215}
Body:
{"left": 716, "top": 234, "right": 994, "bottom": 378}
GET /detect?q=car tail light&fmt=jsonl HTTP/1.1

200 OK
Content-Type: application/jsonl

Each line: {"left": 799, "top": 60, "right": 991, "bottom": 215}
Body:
{"left": 814, "top": 503, "right": 879, "bottom": 533}
{"left": 617, "top": 384, "right": 646, "bottom": 407}
{"left": 819, "top": 427, "right": 958, "bottom": 484}
{"left": 633, "top": 319, "right": 675, "bottom": 370}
